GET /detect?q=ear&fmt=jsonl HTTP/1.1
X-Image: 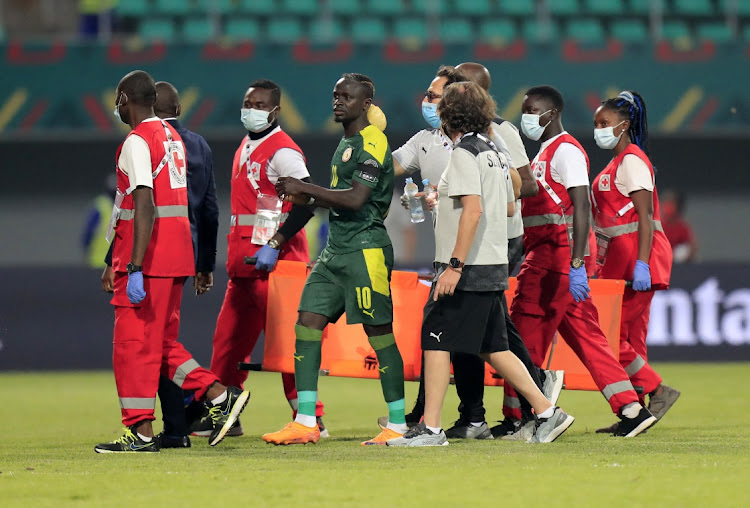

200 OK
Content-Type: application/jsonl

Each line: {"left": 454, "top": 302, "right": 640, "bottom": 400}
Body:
{"left": 363, "top": 97, "right": 373, "bottom": 110}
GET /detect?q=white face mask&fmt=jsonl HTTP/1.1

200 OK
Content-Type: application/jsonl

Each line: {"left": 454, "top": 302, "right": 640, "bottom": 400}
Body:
{"left": 241, "top": 106, "right": 277, "bottom": 132}
{"left": 594, "top": 120, "right": 626, "bottom": 150}
{"left": 520, "top": 110, "right": 552, "bottom": 141}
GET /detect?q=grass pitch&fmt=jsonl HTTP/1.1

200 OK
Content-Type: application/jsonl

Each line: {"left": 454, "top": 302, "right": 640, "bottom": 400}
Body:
{"left": 1, "top": 363, "right": 748, "bottom": 507}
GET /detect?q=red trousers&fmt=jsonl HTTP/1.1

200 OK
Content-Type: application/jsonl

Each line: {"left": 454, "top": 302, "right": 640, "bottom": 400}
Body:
{"left": 619, "top": 288, "right": 662, "bottom": 404}
{"left": 210, "top": 276, "right": 324, "bottom": 417}
{"left": 505, "top": 263, "right": 639, "bottom": 417}
{"left": 112, "top": 275, "right": 218, "bottom": 427}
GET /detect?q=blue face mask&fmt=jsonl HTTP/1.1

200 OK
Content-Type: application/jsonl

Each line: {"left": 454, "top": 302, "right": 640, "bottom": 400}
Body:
{"left": 113, "top": 93, "right": 125, "bottom": 124}
{"left": 421, "top": 102, "right": 441, "bottom": 129}
{"left": 520, "top": 110, "right": 552, "bottom": 141}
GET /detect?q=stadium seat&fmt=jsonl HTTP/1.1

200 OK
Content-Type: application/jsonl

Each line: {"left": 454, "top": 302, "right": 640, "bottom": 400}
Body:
{"left": 138, "top": 18, "right": 177, "bottom": 42}
{"left": 673, "top": 0, "right": 714, "bottom": 17}
{"left": 329, "top": 0, "right": 360, "bottom": 16}
{"left": 182, "top": 17, "right": 215, "bottom": 42}
{"left": 394, "top": 18, "right": 430, "bottom": 42}
{"left": 440, "top": 18, "right": 474, "bottom": 43}
{"left": 117, "top": 0, "right": 150, "bottom": 17}
{"left": 267, "top": 18, "right": 304, "bottom": 43}
{"left": 628, "top": 0, "right": 662, "bottom": 15}
{"left": 154, "top": 0, "right": 190, "bottom": 16}
{"left": 224, "top": 18, "right": 261, "bottom": 40}
{"left": 454, "top": 0, "right": 491, "bottom": 16}
{"left": 611, "top": 19, "right": 649, "bottom": 42}
{"left": 498, "top": 0, "right": 535, "bottom": 16}
{"left": 660, "top": 20, "right": 691, "bottom": 40}
{"left": 719, "top": 0, "right": 750, "bottom": 16}
{"left": 283, "top": 0, "right": 318, "bottom": 16}
{"left": 310, "top": 17, "right": 345, "bottom": 41}
{"left": 697, "top": 22, "right": 735, "bottom": 43}
{"left": 412, "top": 0, "right": 448, "bottom": 15}
{"left": 584, "top": 0, "right": 624, "bottom": 15}
{"left": 523, "top": 19, "right": 560, "bottom": 42}
{"left": 365, "top": 0, "right": 404, "bottom": 16}
{"left": 547, "top": 0, "right": 580, "bottom": 16}
{"left": 238, "top": 0, "right": 275, "bottom": 16}
{"left": 195, "top": 0, "right": 235, "bottom": 14}
{"left": 351, "top": 18, "right": 388, "bottom": 42}
{"left": 479, "top": 18, "right": 517, "bottom": 43}
{"left": 567, "top": 18, "right": 605, "bottom": 43}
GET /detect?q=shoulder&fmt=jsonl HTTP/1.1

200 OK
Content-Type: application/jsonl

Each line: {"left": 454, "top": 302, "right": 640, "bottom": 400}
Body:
{"left": 122, "top": 132, "right": 149, "bottom": 152}
{"left": 455, "top": 135, "right": 490, "bottom": 157}
{"left": 359, "top": 125, "right": 389, "bottom": 164}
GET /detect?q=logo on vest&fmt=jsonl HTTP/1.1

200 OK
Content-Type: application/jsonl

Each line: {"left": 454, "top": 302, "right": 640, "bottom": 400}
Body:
{"left": 248, "top": 162, "right": 261, "bottom": 182}
{"left": 599, "top": 174, "right": 611, "bottom": 191}
{"left": 533, "top": 161, "right": 546, "bottom": 180}
{"left": 165, "top": 141, "right": 187, "bottom": 189}
{"left": 342, "top": 147, "right": 352, "bottom": 162}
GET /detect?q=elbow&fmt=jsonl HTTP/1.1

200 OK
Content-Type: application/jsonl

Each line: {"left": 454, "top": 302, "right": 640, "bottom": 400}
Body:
{"left": 507, "top": 203, "right": 515, "bottom": 217}
{"left": 520, "top": 182, "right": 538, "bottom": 198}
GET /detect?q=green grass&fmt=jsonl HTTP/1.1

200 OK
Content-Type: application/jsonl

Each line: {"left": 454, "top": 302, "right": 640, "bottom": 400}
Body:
{"left": 1, "top": 364, "right": 749, "bottom": 507}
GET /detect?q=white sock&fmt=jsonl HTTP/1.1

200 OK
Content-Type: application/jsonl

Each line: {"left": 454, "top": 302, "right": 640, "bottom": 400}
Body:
{"left": 387, "top": 422, "right": 408, "bottom": 434}
{"left": 210, "top": 390, "right": 228, "bottom": 406}
{"left": 426, "top": 425, "right": 442, "bottom": 435}
{"left": 288, "top": 398, "right": 299, "bottom": 411}
{"left": 295, "top": 413, "right": 316, "bottom": 428}
{"left": 537, "top": 406, "right": 555, "bottom": 419}
{"left": 137, "top": 432, "right": 152, "bottom": 442}
{"left": 470, "top": 421, "right": 484, "bottom": 427}
{"left": 621, "top": 402, "right": 642, "bottom": 419}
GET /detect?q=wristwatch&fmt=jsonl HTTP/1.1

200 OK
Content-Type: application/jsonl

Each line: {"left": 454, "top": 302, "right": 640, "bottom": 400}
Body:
{"left": 126, "top": 262, "right": 142, "bottom": 274}
{"left": 267, "top": 239, "right": 281, "bottom": 250}
{"left": 570, "top": 258, "right": 585, "bottom": 269}
{"left": 449, "top": 257, "right": 464, "bottom": 270}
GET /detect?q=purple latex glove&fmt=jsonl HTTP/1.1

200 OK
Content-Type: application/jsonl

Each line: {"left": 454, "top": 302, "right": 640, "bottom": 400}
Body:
{"left": 632, "top": 260, "right": 651, "bottom": 291}
{"left": 568, "top": 265, "right": 590, "bottom": 302}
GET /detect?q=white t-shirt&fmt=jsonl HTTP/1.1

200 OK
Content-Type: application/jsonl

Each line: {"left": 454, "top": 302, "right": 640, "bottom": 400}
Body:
{"left": 118, "top": 117, "right": 163, "bottom": 190}
{"left": 241, "top": 126, "right": 310, "bottom": 183}
{"left": 493, "top": 120, "right": 529, "bottom": 239}
{"left": 536, "top": 131, "right": 590, "bottom": 189}
{"left": 615, "top": 154, "right": 654, "bottom": 196}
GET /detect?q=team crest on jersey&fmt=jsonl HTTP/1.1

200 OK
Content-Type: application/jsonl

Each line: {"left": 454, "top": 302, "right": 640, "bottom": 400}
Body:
{"left": 342, "top": 147, "right": 353, "bottom": 162}
{"left": 599, "top": 174, "right": 611, "bottom": 191}
{"left": 248, "top": 161, "right": 262, "bottom": 182}
{"left": 533, "top": 161, "right": 546, "bottom": 180}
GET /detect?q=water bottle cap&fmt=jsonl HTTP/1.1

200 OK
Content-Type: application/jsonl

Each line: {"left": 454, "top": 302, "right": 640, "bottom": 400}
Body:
{"left": 422, "top": 179, "right": 430, "bottom": 185}
{"left": 405, "top": 177, "right": 413, "bottom": 183}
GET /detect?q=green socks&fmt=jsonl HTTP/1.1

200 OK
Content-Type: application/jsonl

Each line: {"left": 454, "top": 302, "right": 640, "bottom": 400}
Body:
{"left": 369, "top": 333, "right": 406, "bottom": 425}
{"left": 294, "top": 324, "right": 323, "bottom": 417}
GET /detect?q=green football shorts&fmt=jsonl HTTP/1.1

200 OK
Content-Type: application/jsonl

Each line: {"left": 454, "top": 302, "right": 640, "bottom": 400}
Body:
{"left": 298, "top": 245, "right": 394, "bottom": 326}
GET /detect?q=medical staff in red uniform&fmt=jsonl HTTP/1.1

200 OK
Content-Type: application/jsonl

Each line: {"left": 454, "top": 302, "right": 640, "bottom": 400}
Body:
{"left": 502, "top": 86, "right": 656, "bottom": 438}
{"left": 96, "top": 70, "right": 249, "bottom": 453}
{"left": 591, "top": 91, "right": 680, "bottom": 434}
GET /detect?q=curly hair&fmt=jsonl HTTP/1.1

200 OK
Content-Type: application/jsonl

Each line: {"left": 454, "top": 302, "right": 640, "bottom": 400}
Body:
{"left": 438, "top": 81, "right": 496, "bottom": 137}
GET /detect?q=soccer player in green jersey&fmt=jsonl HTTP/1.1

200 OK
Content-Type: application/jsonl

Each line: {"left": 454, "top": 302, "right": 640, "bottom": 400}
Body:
{"left": 262, "top": 73, "right": 407, "bottom": 446}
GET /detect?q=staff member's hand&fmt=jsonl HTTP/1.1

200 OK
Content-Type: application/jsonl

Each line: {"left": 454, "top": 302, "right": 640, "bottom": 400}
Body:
{"left": 434, "top": 267, "right": 461, "bottom": 301}
{"left": 194, "top": 272, "right": 213, "bottom": 295}
{"left": 632, "top": 260, "right": 651, "bottom": 291}
{"left": 255, "top": 243, "right": 281, "bottom": 271}
{"left": 568, "top": 265, "right": 590, "bottom": 302}
{"left": 101, "top": 265, "right": 114, "bottom": 293}
{"left": 127, "top": 272, "right": 146, "bottom": 304}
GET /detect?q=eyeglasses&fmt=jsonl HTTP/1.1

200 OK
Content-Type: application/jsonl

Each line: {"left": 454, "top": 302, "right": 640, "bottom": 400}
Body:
{"left": 424, "top": 90, "right": 443, "bottom": 102}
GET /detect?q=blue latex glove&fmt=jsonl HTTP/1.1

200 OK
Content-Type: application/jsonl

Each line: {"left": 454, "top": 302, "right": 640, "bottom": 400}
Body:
{"left": 255, "top": 243, "right": 281, "bottom": 271}
{"left": 568, "top": 265, "right": 590, "bottom": 303}
{"left": 632, "top": 260, "right": 652, "bottom": 291}
{"left": 126, "top": 271, "right": 146, "bottom": 304}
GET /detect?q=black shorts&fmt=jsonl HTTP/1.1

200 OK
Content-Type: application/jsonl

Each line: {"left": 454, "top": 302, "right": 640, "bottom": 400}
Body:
{"left": 421, "top": 287, "right": 509, "bottom": 355}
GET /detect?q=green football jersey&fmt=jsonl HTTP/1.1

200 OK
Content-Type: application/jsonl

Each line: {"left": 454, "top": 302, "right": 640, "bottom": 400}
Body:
{"left": 326, "top": 124, "right": 394, "bottom": 253}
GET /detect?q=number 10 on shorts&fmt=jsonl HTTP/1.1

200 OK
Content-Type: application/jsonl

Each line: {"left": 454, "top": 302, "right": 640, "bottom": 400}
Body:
{"left": 355, "top": 286, "right": 372, "bottom": 310}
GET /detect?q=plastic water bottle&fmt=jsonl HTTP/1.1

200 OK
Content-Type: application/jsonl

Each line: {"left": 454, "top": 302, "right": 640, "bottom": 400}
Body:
{"left": 404, "top": 177, "right": 425, "bottom": 223}
{"left": 422, "top": 178, "right": 437, "bottom": 218}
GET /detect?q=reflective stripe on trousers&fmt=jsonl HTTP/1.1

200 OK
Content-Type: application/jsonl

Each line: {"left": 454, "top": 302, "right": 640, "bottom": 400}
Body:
{"left": 119, "top": 397, "right": 156, "bottom": 410}
{"left": 504, "top": 395, "right": 521, "bottom": 408}
{"left": 625, "top": 355, "right": 647, "bottom": 377}
{"left": 230, "top": 212, "right": 290, "bottom": 226}
{"left": 522, "top": 214, "right": 573, "bottom": 228}
{"left": 119, "top": 205, "right": 189, "bottom": 221}
{"left": 597, "top": 220, "right": 663, "bottom": 239}
{"left": 602, "top": 380, "right": 636, "bottom": 401}
{"left": 172, "top": 359, "right": 201, "bottom": 388}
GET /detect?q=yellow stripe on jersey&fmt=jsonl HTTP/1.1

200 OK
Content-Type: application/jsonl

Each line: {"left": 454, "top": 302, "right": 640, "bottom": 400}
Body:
{"left": 360, "top": 124, "right": 387, "bottom": 165}
{"left": 362, "top": 248, "right": 390, "bottom": 296}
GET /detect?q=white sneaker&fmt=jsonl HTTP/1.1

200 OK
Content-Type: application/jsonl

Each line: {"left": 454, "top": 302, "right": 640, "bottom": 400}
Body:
{"left": 529, "top": 407, "right": 575, "bottom": 443}
{"left": 542, "top": 370, "right": 564, "bottom": 405}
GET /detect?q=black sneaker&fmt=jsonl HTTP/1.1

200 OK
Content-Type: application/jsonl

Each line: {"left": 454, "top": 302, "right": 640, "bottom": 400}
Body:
{"left": 157, "top": 432, "right": 191, "bottom": 448}
{"left": 615, "top": 406, "right": 657, "bottom": 438}
{"left": 490, "top": 418, "right": 520, "bottom": 438}
{"left": 95, "top": 427, "right": 160, "bottom": 453}
{"left": 445, "top": 418, "right": 493, "bottom": 439}
{"left": 208, "top": 386, "right": 251, "bottom": 446}
{"left": 317, "top": 416, "right": 330, "bottom": 438}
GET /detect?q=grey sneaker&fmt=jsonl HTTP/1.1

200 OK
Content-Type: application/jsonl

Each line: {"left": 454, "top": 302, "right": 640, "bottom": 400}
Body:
{"left": 542, "top": 370, "right": 565, "bottom": 405}
{"left": 386, "top": 422, "right": 449, "bottom": 447}
{"left": 647, "top": 384, "right": 681, "bottom": 421}
{"left": 501, "top": 418, "right": 535, "bottom": 441}
{"left": 444, "top": 419, "right": 493, "bottom": 440}
{"left": 529, "top": 407, "right": 575, "bottom": 443}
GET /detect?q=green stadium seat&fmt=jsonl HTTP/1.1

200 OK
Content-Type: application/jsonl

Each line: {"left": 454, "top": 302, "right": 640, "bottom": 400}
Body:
{"left": 697, "top": 22, "right": 735, "bottom": 43}
{"left": 479, "top": 18, "right": 517, "bottom": 43}
{"left": 224, "top": 18, "right": 261, "bottom": 40}
{"left": 440, "top": 18, "right": 474, "bottom": 43}
{"left": 267, "top": 18, "right": 304, "bottom": 42}
{"left": 498, "top": 0, "right": 535, "bottom": 16}
{"left": 310, "top": 18, "right": 345, "bottom": 41}
{"left": 611, "top": 19, "right": 649, "bottom": 42}
{"left": 351, "top": 18, "right": 388, "bottom": 42}
{"left": 195, "top": 0, "right": 235, "bottom": 14}
{"left": 154, "top": 0, "right": 190, "bottom": 16}
{"left": 584, "top": 0, "right": 624, "bottom": 15}
{"left": 394, "top": 18, "right": 429, "bottom": 41}
{"left": 567, "top": 18, "right": 605, "bottom": 43}
{"left": 182, "top": 17, "right": 215, "bottom": 41}
{"left": 282, "top": 0, "right": 318, "bottom": 16}
{"left": 365, "top": 0, "right": 404, "bottom": 16}
{"left": 719, "top": 0, "right": 750, "bottom": 16}
{"left": 412, "top": 0, "right": 448, "bottom": 15}
{"left": 117, "top": 0, "right": 149, "bottom": 17}
{"left": 523, "top": 19, "right": 560, "bottom": 42}
{"left": 329, "top": 0, "right": 360, "bottom": 16}
{"left": 628, "top": 0, "right": 662, "bottom": 15}
{"left": 548, "top": 0, "right": 580, "bottom": 16}
{"left": 673, "top": 0, "right": 713, "bottom": 16}
{"left": 660, "top": 20, "right": 691, "bottom": 40}
{"left": 455, "top": 0, "right": 491, "bottom": 16}
{"left": 139, "top": 18, "right": 177, "bottom": 41}
{"left": 239, "top": 0, "right": 275, "bottom": 16}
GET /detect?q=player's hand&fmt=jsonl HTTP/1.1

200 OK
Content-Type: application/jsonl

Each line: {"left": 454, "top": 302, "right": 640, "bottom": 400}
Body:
{"left": 276, "top": 176, "right": 305, "bottom": 200}
{"left": 632, "top": 260, "right": 651, "bottom": 291}
{"left": 126, "top": 271, "right": 146, "bottom": 304}
{"left": 568, "top": 265, "right": 590, "bottom": 302}
{"left": 255, "top": 244, "right": 281, "bottom": 272}
{"left": 434, "top": 267, "right": 461, "bottom": 301}
{"left": 194, "top": 272, "right": 213, "bottom": 295}
{"left": 101, "top": 265, "right": 114, "bottom": 293}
